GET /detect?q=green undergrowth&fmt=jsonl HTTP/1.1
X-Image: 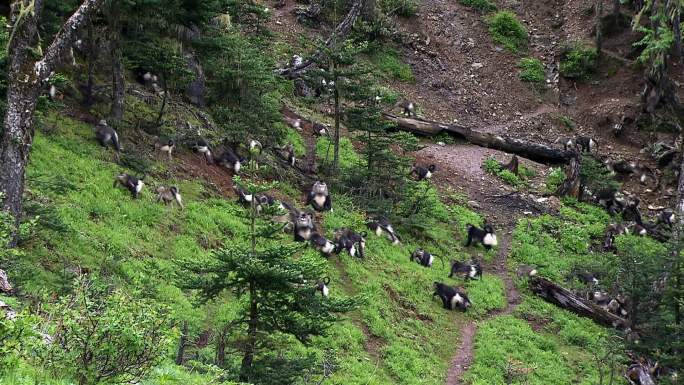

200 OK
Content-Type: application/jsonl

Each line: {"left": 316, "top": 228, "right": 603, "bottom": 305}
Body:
{"left": 463, "top": 199, "right": 632, "bottom": 384}
{"left": 4, "top": 112, "right": 505, "bottom": 384}
{"left": 488, "top": 11, "right": 528, "bottom": 53}
{"left": 482, "top": 157, "right": 536, "bottom": 188}
{"left": 369, "top": 47, "right": 415, "bottom": 82}
{"left": 517, "top": 57, "right": 545, "bottom": 84}
{"left": 459, "top": 0, "right": 497, "bottom": 13}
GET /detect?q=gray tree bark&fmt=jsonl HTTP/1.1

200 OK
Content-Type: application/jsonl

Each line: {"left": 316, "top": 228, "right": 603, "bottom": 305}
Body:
{"left": 109, "top": 7, "right": 125, "bottom": 123}
{"left": 1, "top": 0, "right": 105, "bottom": 247}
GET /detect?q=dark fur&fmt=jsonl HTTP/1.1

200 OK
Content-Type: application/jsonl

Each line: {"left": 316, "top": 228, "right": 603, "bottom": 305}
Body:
{"left": 465, "top": 223, "right": 496, "bottom": 250}
{"left": 366, "top": 216, "right": 401, "bottom": 244}
{"left": 410, "top": 164, "right": 436, "bottom": 181}
{"left": 432, "top": 282, "right": 471, "bottom": 311}
{"left": 113, "top": 173, "right": 144, "bottom": 199}
{"left": 306, "top": 181, "right": 332, "bottom": 211}
{"left": 410, "top": 249, "right": 434, "bottom": 267}
{"left": 95, "top": 121, "right": 121, "bottom": 161}
{"left": 449, "top": 260, "right": 482, "bottom": 280}
{"left": 333, "top": 228, "right": 366, "bottom": 258}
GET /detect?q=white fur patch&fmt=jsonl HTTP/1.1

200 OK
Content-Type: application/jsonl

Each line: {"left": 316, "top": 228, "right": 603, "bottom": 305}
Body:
{"left": 408, "top": 102, "right": 414, "bottom": 111}
{"left": 244, "top": 194, "right": 253, "bottom": 202}
{"left": 135, "top": 181, "right": 144, "bottom": 193}
{"left": 427, "top": 255, "right": 434, "bottom": 267}
{"left": 451, "top": 293, "right": 463, "bottom": 310}
{"left": 483, "top": 233, "right": 497, "bottom": 247}
{"left": 349, "top": 245, "right": 357, "bottom": 257}
{"left": 322, "top": 285, "right": 329, "bottom": 297}
{"left": 313, "top": 194, "right": 326, "bottom": 208}
{"left": 160, "top": 145, "right": 172, "bottom": 153}
{"left": 592, "top": 278, "right": 599, "bottom": 286}
{"left": 670, "top": 214, "right": 676, "bottom": 223}
{"left": 375, "top": 227, "right": 383, "bottom": 236}
{"left": 469, "top": 266, "right": 477, "bottom": 278}
{"left": 639, "top": 228, "right": 647, "bottom": 236}
{"left": 425, "top": 170, "right": 432, "bottom": 179}
{"left": 234, "top": 161, "right": 241, "bottom": 173}
{"left": 640, "top": 174, "right": 647, "bottom": 183}
{"left": 300, "top": 228, "right": 312, "bottom": 240}
{"left": 198, "top": 146, "right": 209, "bottom": 153}
{"left": 529, "top": 269, "right": 537, "bottom": 276}
{"left": 322, "top": 242, "right": 335, "bottom": 254}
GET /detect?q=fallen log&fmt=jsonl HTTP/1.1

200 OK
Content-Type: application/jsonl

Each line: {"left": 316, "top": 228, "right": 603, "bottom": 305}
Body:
{"left": 529, "top": 276, "right": 630, "bottom": 329}
{"left": 275, "top": 0, "right": 362, "bottom": 78}
{"left": 382, "top": 112, "right": 574, "bottom": 164}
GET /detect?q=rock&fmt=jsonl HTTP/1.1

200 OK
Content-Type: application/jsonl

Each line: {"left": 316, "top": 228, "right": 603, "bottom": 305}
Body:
{"left": 184, "top": 49, "right": 207, "bottom": 107}
{"left": 471, "top": 62, "right": 484, "bottom": 69}
{"left": 468, "top": 200, "right": 480, "bottom": 209}
{"left": 0, "top": 269, "right": 11, "bottom": 293}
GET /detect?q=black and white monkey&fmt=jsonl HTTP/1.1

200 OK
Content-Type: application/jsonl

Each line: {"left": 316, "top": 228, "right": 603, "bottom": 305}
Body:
{"left": 449, "top": 260, "right": 482, "bottom": 280}
{"left": 307, "top": 181, "right": 332, "bottom": 211}
{"left": 603, "top": 223, "right": 629, "bottom": 251}
{"left": 333, "top": 228, "right": 366, "bottom": 258}
{"left": 315, "top": 277, "right": 330, "bottom": 297}
{"left": 432, "top": 282, "right": 472, "bottom": 311}
{"left": 247, "top": 139, "right": 262, "bottom": 169}
{"left": 193, "top": 138, "right": 214, "bottom": 164}
{"left": 565, "top": 136, "right": 596, "bottom": 153}
{"left": 397, "top": 100, "right": 416, "bottom": 117}
{"left": 310, "top": 233, "right": 336, "bottom": 257}
{"left": 277, "top": 143, "right": 296, "bottom": 167}
{"left": 312, "top": 123, "right": 329, "bottom": 136}
{"left": 410, "top": 164, "right": 436, "bottom": 181}
{"left": 95, "top": 120, "right": 122, "bottom": 161}
{"left": 465, "top": 223, "right": 498, "bottom": 250}
{"left": 367, "top": 217, "right": 401, "bottom": 245}
{"left": 216, "top": 148, "right": 244, "bottom": 173}
{"left": 156, "top": 186, "right": 184, "bottom": 209}
{"left": 113, "top": 173, "right": 144, "bottom": 199}
{"left": 234, "top": 185, "right": 254, "bottom": 206}
{"left": 154, "top": 137, "right": 175, "bottom": 160}
{"left": 294, "top": 212, "right": 316, "bottom": 242}
{"left": 657, "top": 209, "right": 676, "bottom": 228}
{"left": 410, "top": 249, "right": 434, "bottom": 267}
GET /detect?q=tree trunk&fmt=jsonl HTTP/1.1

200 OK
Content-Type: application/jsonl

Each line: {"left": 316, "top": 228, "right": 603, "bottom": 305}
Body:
{"left": 175, "top": 321, "right": 188, "bottom": 365}
{"left": 239, "top": 282, "right": 258, "bottom": 382}
{"left": 332, "top": 74, "right": 340, "bottom": 172}
{"left": 529, "top": 276, "right": 630, "bottom": 329}
{"left": 595, "top": 0, "right": 604, "bottom": 63}
{"left": 1, "top": 0, "right": 105, "bottom": 247}
{"left": 216, "top": 326, "right": 228, "bottom": 367}
{"left": 556, "top": 154, "right": 582, "bottom": 198}
{"left": 109, "top": 9, "right": 124, "bottom": 123}
{"left": 82, "top": 22, "right": 96, "bottom": 107}
{"left": 612, "top": 0, "right": 620, "bottom": 17}
{"left": 382, "top": 112, "right": 574, "bottom": 164}
{"left": 275, "top": 0, "right": 362, "bottom": 78}
{"left": 155, "top": 76, "right": 168, "bottom": 127}
{"left": 673, "top": 1, "right": 682, "bottom": 63}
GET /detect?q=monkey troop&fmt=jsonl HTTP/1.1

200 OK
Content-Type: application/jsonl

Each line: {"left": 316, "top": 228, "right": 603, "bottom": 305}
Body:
{"left": 113, "top": 173, "right": 144, "bottom": 199}
{"left": 564, "top": 136, "right": 596, "bottom": 153}
{"left": 433, "top": 282, "right": 471, "bottom": 311}
{"left": 449, "top": 260, "right": 482, "bottom": 280}
{"left": 156, "top": 186, "right": 184, "bottom": 209}
{"left": 95, "top": 120, "right": 122, "bottom": 161}
{"left": 367, "top": 217, "right": 400, "bottom": 245}
{"left": 307, "top": 181, "right": 332, "bottom": 211}
{"left": 411, "top": 249, "right": 434, "bottom": 267}
{"left": 465, "top": 223, "right": 497, "bottom": 250}
{"left": 410, "top": 164, "right": 436, "bottom": 181}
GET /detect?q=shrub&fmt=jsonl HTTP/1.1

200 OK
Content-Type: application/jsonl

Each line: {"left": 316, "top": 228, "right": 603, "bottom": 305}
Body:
{"left": 459, "top": 0, "right": 496, "bottom": 12}
{"left": 379, "top": 0, "right": 418, "bottom": 17}
{"left": 370, "top": 47, "right": 414, "bottom": 82}
{"left": 559, "top": 44, "right": 597, "bottom": 80}
{"left": 488, "top": 11, "right": 528, "bottom": 53}
{"left": 517, "top": 57, "right": 545, "bottom": 83}
{"left": 546, "top": 167, "right": 565, "bottom": 192}
{"left": 482, "top": 157, "right": 525, "bottom": 187}
{"left": 580, "top": 155, "right": 620, "bottom": 194}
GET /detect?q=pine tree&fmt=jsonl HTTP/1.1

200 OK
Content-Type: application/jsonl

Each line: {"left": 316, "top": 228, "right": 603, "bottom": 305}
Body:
{"left": 184, "top": 178, "right": 357, "bottom": 384}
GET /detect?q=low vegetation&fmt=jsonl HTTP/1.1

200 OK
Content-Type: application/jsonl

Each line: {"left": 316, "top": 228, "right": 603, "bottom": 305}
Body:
{"left": 559, "top": 44, "right": 598, "bottom": 80}
{"left": 459, "top": 0, "right": 497, "bottom": 13}
{"left": 487, "top": 11, "right": 528, "bottom": 53}
{"left": 482, "top": 157, "right": 535, "bottom": 187}
{"left": 517, "top": 57, "right": 545, "bottom": 84}
{"left": 369, "top": 47, "right": 415, "bottom": 82}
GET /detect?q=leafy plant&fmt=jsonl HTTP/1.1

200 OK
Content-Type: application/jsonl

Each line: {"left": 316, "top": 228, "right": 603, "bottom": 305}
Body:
{"left": 459, "top": 0, "right": 497, "bottom": 12}
{"left": 518, "top": 57, "right": 545, "bottom": 83}
{"left": 546, "top": 167, "right": 565, "bottom": 192}
{"left": 379, "top": 0, "right": 419, "bottom": 17}
{"left": 559, "top": 44, "right": 597, "bottom": 80}
{"left": 580, "top": 155, "right": 620, "bottom": 194}
{"left": 488, "top": 11, "right": 528, "bottom": 52}
{"left": 370, "top": 47, "right": 414, "bottom": 81}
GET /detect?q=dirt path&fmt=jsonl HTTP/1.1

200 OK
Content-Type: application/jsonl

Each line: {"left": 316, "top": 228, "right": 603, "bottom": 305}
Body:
{"left": 415, "top": 142, "right": 547, "bottom": 385}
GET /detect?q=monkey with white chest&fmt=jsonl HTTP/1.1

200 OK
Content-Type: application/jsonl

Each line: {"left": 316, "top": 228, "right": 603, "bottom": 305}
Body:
{"left": 193, "top": 138, "right": 214, "bottom": 164}
{"left": 410, "top": 164, "right": 436, "bottom": 181}
{"left": 315, "top": 277, "right": 330, "bottom": 297}
{"left": 367, "top": 216, "right": 400, "bottom": 245}
{"left": 95, "top": 120, "right": 122, "bottom": 161}
{"left": 294, "top": 212, "right": 316, "bottom": 242}
{"left": 333, "top": 228, "right": 366, "bottom": 258}
{"left": 156, "top": 186, "right": 184, "bottom": 209}
{"left": 433, "top": 282, "right": 471, "bottom": 311}
{"left": 113, "top": 173, "right": 144, "bottom": 199}
{"left": 154, "top": 137, "right": 175, "bottom": 160}
{"left": 307, "top": 181, "right": 332, "bottom": 211}
{"left": 465, "top": 223, "right": 497, "bottom": 250}
{"left": 411, "top": 249, "right": 434, "bottom": 267}
{"left": 310, "top": 233, "right": 337, "bottom": 257}
{"left": 449, "top": 260, "right": 482, "bottom": 280}
{"left": 216, "top": 147, "right": 244, "bottom": 174}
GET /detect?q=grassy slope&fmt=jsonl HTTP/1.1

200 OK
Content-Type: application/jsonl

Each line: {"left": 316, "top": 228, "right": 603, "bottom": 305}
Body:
{"left": 6, "top": 110, "right": 509, "bottom": 384}
{"left": 463, "top": 201, "right": 628, "bottom": 385}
